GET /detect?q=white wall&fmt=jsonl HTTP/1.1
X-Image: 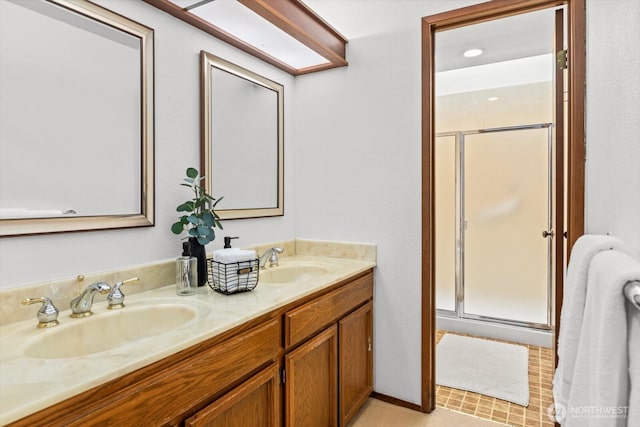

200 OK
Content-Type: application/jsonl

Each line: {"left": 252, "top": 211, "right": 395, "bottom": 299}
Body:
{"left": 0, "top": 0, "right": 296, "bottom": 288}
{"left": 295, "top": 0, "right": 481, "bottom": 404}
{"left": 296, "top": 0, "right": 640, "bottom": 405}
{"left": 585, "top": 0, "right": 640, "bottom": 255}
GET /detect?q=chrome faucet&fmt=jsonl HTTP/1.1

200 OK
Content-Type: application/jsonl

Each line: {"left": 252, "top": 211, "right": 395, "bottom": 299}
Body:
{"left": 70, "top": 282, "right": 111, "bottom": 318}
{"left": 107, "top": 277, "right": 140, "bottom": 309}
{"left": 258, "top": 247, "right": 284, "bottom": 269}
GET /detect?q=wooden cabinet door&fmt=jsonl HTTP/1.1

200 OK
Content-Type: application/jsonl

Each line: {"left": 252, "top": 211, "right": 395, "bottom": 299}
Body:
{"left": 184, "top": 363, "right": 280, "bottom": 427}
{"left": 285, "top": 325, "right": 338, "bottom": 427}
{"left": 339, "top": 302, "right": 373, "bottom": 426}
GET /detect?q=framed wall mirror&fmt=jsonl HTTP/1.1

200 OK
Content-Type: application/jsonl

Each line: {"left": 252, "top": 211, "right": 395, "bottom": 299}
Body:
{"left": 201, "top": 51, "right": 284, "bottom": 220}
{"left": 0, "top": 0, "right": 154, "bottom": 237}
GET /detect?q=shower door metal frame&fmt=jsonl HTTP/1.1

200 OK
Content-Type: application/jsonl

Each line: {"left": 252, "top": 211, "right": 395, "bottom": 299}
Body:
{"left": 436, "top": 123, "right": 553, "bottom": 331}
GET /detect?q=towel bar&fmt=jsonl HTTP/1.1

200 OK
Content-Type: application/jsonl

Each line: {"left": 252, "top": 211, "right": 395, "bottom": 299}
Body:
{"left": 624, "top": 280, "right": 640, "bottom": 311}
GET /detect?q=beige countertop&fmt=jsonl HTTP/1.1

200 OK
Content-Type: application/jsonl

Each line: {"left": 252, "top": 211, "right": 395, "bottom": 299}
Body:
{"left": 0, "top": 255, "right": 375, "bottom": 425}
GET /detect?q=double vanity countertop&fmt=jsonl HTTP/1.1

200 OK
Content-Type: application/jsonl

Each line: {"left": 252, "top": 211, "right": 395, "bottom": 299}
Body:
{"left": 0, "top": 255, "right": 376, "bottom": 426}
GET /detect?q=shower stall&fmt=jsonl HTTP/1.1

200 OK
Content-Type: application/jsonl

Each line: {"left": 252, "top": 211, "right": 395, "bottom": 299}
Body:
{"left": 435, "top": 123, "right": 554, "bottom": 347}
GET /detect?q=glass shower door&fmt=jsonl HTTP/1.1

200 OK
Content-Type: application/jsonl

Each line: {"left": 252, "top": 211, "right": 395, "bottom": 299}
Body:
{"left": 462, "top": 127, "right": 550, "bottom": 325}
{"left": 435, "top": 134, "right": 457, "bottom": 312}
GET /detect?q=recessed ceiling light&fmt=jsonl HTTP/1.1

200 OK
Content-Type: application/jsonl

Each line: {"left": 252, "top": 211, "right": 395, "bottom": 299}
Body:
{"left": 488, "top": 96, "right": 499, "bottom": 101}
{"left": 463, "top": 48, "right": 484, "bottom": 58}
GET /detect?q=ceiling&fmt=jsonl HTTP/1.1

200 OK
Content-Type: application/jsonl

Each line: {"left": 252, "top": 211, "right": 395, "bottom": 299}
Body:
{"left": 303, "top": 1, "right": 562, "bottom": 73}
{"left": 435, "top": 7, "right": 560, "bottom": 72}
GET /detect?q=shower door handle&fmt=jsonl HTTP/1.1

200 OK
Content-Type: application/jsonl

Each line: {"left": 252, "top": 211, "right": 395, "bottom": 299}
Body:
{"left": 542, "top": 230, "right": 555, "bottom": 238}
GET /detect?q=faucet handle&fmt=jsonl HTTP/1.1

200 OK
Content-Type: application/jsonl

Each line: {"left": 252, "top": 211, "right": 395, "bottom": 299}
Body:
{"left": 22, "top": 297, "right": 59, "bottom": 328}
{"left": 107, "top": 277, "right": 139, "bottom": 310}
{"left": 269, "top": 247, "right": 284, "bottom": 267}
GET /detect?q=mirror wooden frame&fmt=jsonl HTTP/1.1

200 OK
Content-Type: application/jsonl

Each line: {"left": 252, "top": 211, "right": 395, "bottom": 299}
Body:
{"left": 200, "top": 51, "right": 284, "bottom": 220}
{"left": 0, "top": 0, "right": 155, "bottom": 237}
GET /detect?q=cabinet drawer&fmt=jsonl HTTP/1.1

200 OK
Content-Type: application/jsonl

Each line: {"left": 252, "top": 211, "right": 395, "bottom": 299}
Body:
{"left": 69, "top": 318, "right": 281, "bottom": 426}
{"left": 285, "top": 272, "right": 372, "bottom": 348}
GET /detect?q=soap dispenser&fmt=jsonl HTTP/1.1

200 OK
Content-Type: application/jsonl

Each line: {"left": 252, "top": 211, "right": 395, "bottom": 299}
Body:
{"left": 224, "top": 236, "right": 239, "bottom": 249}
{"left": 176, "top": 242, "right": 196, "bottom": 296}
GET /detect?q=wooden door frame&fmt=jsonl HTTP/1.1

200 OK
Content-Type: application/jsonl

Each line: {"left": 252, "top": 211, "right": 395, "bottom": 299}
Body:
{"left": 421, "top": 0, "right": 585, "bottom": 412}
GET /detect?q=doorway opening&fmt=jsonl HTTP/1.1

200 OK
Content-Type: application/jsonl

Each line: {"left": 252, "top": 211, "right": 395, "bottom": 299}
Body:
{"left": 421, "top": 0, "right": 585, "bottom": 416}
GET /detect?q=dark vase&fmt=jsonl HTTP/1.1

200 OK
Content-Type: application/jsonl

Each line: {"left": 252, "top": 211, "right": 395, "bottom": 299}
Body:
{"left": 188, "top": 237, "right": 207, "bottom": 287}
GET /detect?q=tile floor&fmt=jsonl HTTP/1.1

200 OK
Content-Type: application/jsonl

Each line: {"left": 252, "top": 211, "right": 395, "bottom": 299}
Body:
{"left": 436, "top": 330, "right": 556, "bottom": 427}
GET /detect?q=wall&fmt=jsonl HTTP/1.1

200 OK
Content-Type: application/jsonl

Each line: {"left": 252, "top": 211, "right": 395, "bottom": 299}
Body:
{"left": 585, "top": 0, "right": 640, "bottom": 255}
{"left": 297, "top": 0, "right": 640, "bottom": 405}
{"left": 0, "top": 0, "right": 296, "bottom": 288}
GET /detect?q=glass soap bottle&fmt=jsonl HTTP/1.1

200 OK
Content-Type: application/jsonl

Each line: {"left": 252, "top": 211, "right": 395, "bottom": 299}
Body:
{"left": 176, "top": 242, "right": 197, "bottom": 296}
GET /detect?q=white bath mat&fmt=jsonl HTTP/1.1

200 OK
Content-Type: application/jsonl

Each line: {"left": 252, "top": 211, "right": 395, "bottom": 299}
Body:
{"left": 436, "top": 333, "right": 530, "bottom": 406}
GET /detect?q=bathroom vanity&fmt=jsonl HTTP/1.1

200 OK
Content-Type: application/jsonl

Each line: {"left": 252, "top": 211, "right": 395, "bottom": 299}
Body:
{"left": 0, "top": 252, "right": 374, "bottom": 427}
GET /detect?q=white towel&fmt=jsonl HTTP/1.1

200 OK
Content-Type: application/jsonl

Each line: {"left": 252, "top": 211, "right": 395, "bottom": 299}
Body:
{"left": 561, "top": 250, "right": 640, "bottom": 426}
{"left": 212, "top": 248, "right": 257, "bottom": 293}
{"left": 554, "top": 234, "right": 636, "bottom": 414}
{"left": 212, "top": 248, "right": 257, "bottom": 264}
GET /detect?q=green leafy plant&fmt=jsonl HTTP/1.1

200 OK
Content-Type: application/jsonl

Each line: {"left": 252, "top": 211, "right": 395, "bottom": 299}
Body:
{"left": 171, "top": 167, "right": 223, "bottom": 245}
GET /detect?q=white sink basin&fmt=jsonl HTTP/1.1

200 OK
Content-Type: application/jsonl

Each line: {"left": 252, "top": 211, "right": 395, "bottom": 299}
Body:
{"left": 259, "top": 265, "right": 330, "bottom": 284}
{"left": 23, "top": 304, "right": 197, "bottom": 359}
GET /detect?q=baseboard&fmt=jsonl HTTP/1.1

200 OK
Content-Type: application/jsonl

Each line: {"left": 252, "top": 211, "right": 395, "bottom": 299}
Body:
{"left": 370, "top": 392, "right": 425, "bottom": 413}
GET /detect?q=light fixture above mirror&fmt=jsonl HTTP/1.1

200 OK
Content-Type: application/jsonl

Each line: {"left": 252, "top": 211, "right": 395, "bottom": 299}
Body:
{"left": 143, "top": 0, "right": 348, "bottom": 75}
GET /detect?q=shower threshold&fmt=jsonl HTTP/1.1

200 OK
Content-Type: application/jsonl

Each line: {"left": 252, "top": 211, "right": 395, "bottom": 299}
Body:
{"left": 436, "top": 314, "right": 552, "bottom": 348}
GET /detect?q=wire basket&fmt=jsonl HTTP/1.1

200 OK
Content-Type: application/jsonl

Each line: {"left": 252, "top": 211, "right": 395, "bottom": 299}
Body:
{"left": 207, "top": 258, "right": 259, "bottom": 295}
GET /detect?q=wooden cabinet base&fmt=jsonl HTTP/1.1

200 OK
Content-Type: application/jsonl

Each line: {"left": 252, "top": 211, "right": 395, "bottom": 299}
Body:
{"left": 284, "top": 272, "right": 374, "bottom": 427}
{"left": 10, "top": 319, "right": 281, "bottom": 427}
{"left": 9, "top": 269, "right": 374, "bottom": 427}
